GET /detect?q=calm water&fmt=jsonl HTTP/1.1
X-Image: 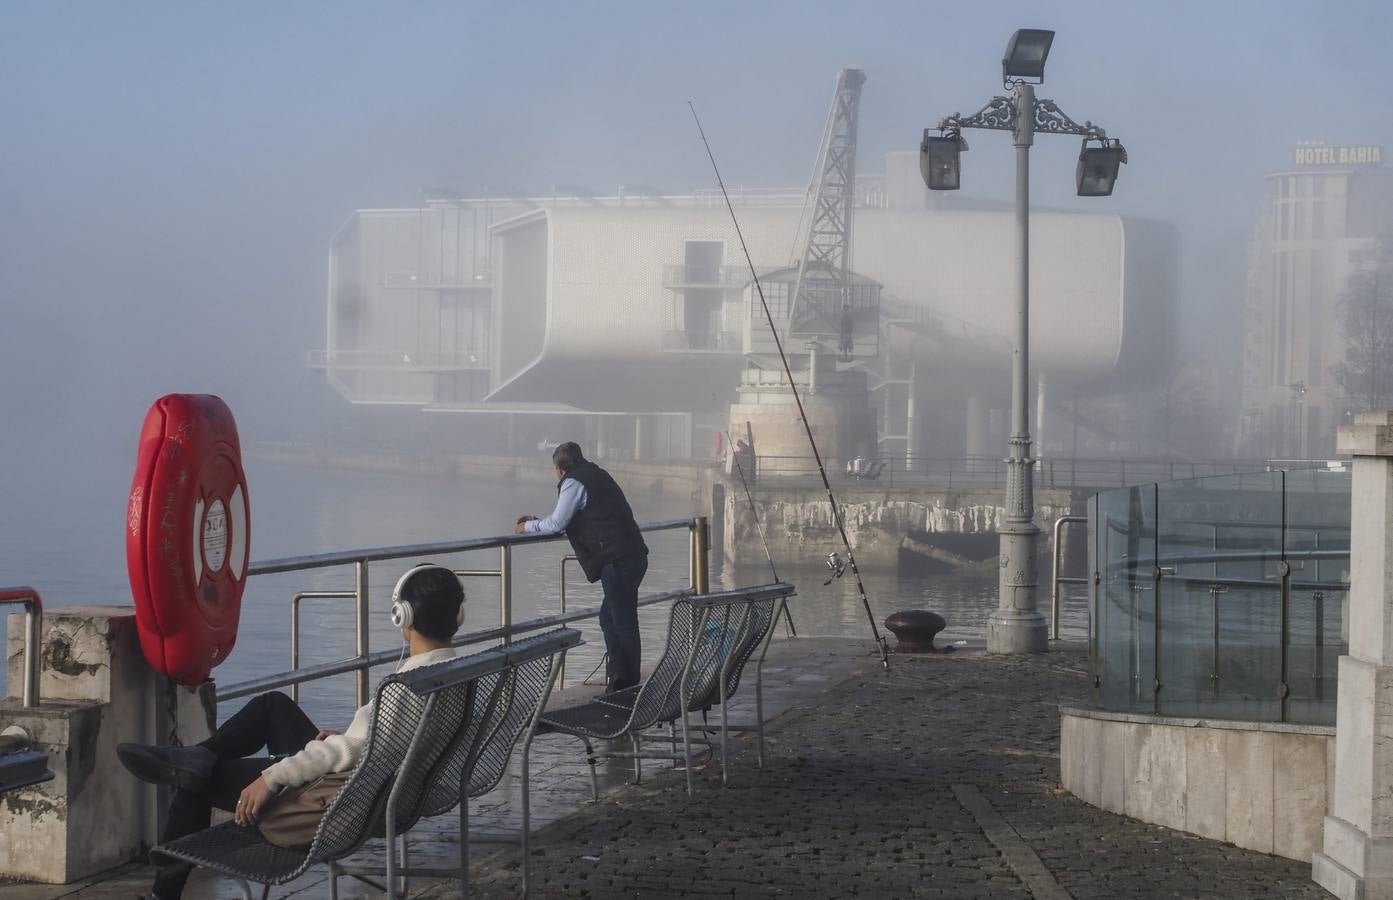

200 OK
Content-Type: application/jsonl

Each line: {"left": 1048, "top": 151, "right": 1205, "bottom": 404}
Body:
{"left": 0, "top": 459, "right": 1086, "bottom": 727}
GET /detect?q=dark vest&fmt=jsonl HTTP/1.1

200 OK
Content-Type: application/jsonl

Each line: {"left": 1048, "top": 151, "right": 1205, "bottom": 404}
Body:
{"left": 562, "top": 461, "right": 648, "bottom": 582}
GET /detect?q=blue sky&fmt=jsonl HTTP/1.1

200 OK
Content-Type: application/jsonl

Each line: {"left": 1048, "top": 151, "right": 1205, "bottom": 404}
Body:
{"left": 1, "top": 1, "right": 1390, "bottom": 467}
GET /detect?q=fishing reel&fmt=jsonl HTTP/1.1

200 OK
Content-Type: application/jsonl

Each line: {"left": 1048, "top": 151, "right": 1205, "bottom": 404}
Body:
{"left": 822, "top": 551, "right": 847, "bottom": 586}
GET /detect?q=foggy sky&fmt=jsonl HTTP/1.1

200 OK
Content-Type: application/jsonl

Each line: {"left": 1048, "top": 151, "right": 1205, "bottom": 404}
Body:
{"left": 2, "top": 0, "right": 1392, "bottom": 490}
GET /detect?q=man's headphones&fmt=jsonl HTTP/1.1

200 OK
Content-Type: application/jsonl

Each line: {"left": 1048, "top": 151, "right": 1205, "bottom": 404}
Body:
{"left": 390, "top": 563, "right": 467, "bottom": 631}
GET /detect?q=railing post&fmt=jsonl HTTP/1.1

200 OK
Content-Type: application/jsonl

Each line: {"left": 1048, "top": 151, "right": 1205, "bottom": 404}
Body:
{"left": 291, "top": 594, "right": 301, "bottom": 703}
{"left": 691, "top": 516, "right": 710, "bottom": 595}
{"left": 500, "top": 544, "right": 513, "bottom": 645}
{"left": 354, "top": 560, "right": 369, "bottom": 708}
{"left": 558, "top": 555, "right": 573, "bottom": 687}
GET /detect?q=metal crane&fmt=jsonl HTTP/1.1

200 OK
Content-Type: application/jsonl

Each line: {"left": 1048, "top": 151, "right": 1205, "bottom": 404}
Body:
{"left": 786, "top": 67, "right": 867, "bottom": 343}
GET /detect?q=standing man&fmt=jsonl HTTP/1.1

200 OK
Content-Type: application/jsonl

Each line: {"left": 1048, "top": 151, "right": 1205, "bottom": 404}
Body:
{"left": 839, "top": 302, "right": 855, "bottom": 361}
{"left": 515, "top": 442, "right": 649, "bottom": 692}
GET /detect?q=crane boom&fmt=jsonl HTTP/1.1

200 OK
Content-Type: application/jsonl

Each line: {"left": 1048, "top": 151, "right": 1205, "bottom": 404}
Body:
{"left": 786, "top": 67, "right": 866, "bottom": 340}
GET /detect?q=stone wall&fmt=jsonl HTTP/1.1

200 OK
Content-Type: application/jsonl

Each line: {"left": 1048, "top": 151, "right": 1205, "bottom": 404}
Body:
{"left": 1061, "top": 707, "right": 1334, "bottom": 862}
{"left": 0, "top": 607, "right": 214, "bottom": 883}
{"left": 719, "top": 478, "right": 1081, "bottom": 570}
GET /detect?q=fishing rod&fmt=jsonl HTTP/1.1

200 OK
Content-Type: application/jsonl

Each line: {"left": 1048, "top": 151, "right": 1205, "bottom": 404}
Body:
{"left": 725, "top": 430, "right": 797, "bottom": 638}
{"left": 689, "top": 101, "right": 890, "bottom": 669}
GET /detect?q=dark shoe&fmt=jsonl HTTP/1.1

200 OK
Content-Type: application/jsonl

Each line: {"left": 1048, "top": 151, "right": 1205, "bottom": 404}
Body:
{"left": 117, "top": 743, "right": 215, "bottom": 792}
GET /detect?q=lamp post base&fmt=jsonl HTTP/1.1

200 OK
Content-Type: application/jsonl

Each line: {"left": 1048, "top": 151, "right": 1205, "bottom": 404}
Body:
{"left": 989, "top": 523, "right": 1047, "bottom": 654}
{"left": 988, "top": 609, "right": 1049, "bottom": 653}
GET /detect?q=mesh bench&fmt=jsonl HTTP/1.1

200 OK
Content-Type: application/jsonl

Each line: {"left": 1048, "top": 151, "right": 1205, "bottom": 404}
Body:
{"left": 533, "top": 583, "right": 795, "bottom": 804}
{"left": 152, "top": 628, "right": 579, "bottom": 900}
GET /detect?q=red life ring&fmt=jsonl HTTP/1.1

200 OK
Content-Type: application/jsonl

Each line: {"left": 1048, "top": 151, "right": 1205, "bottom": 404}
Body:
{"left": 125, "top": 394, "right": 250, "bottom": 684}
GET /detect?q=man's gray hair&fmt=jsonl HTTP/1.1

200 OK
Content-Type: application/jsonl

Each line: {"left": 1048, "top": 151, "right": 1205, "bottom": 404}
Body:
{"left": 552, "top": 441, "right": 584, "bottom": 473}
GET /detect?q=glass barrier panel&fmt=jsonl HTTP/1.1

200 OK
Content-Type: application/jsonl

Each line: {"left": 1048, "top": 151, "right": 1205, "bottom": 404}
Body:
{"left": 1156, "top": 471, "right": 1283, "bottom": 720}
{"left": 1286, "top": 586, "right": 1344, "bottom": 726}
{"left": 1212, "top": 583, "right": 1283, "bottom": 721}
{"left": 1095, "top": 483, "right": 1156, "bottom": 713}
{"left": 1284, "top": 466, "right": 1350, "bottom": 726}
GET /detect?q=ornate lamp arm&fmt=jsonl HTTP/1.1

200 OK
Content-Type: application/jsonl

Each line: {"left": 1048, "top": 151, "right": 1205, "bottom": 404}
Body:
{"left": 938, "top": 95, "right": 1114, "bottom": 145}
{"left": 938, "top": 96, "right": 1015, "bottom": 133}
{"left": 1033, "top": 98, "right": 1106, "bottom": 139}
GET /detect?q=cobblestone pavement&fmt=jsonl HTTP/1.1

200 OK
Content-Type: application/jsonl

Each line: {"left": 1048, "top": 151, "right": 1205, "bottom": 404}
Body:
{"left": 444, "top": 646, "right": 1332, "bottom": 900}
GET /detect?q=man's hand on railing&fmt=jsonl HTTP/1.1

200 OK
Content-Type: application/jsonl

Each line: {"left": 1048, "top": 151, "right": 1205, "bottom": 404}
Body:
{"left": 514, "top": 515, "right": 538, "bottom": 535}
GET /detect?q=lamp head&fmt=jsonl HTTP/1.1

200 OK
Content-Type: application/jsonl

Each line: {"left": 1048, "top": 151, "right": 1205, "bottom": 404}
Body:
{"left": 1076, "top": 138, "right": 1127, "bottom": 197}
{"left": 921, "top": 129, "right": 968, "bottom": 191}
{"left": 1002, "top": 29, "right": 1055, "bottom": 84}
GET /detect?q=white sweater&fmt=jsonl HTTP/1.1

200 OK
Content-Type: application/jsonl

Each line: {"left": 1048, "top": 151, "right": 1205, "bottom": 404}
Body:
{"left": 261, "top": 647, "right": 459, "bottom": 791}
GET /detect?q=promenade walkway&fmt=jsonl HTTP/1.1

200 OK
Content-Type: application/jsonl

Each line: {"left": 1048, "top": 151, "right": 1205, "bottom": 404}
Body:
{"left": 0, "top": 638, "right": 1331, "bottom": 898}
{"left": 448, "top": 642, "right": 1329, "bottom": 900}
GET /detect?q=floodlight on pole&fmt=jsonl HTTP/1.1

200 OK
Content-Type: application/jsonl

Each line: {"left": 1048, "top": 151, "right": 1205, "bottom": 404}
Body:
{"left": 921, "top": 129, "right": 967, "bottom": 191}
{"left": 1076, "top": 137, "right": 1128, "bottom": 197}
{"left": 1002, "top": 28, "right": 1055, "bottom": 83}
{"left": 923, "top": 29, "right": 1126, "bottom": 654}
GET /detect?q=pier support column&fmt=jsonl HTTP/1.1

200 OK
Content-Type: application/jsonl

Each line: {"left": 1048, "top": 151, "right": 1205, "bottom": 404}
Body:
{"left": 1315, "top": 412, "right": 1393, "bottom": 899}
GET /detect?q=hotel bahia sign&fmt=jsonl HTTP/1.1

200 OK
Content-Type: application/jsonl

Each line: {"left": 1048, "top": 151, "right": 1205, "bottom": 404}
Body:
{"left": 1293, "top": 142, "right": 1384, "bottom": 166}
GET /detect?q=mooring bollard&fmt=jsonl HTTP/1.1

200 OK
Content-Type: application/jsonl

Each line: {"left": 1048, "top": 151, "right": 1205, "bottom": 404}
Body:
{"left": 884, "top": 610, "right": 947, "bottom": 653}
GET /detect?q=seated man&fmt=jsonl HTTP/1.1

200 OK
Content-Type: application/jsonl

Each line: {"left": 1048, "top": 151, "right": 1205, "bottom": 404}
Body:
{"left": 118, "top": 564, "right": 465, "bottom": 900}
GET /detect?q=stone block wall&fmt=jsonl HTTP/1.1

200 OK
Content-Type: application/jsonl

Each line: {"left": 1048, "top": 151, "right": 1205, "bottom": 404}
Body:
{"left": 1, "top": 606, "right": 215, "bottom": 883}
{"left": 1061, "top": 707, "right": 1334, "bottom": 862}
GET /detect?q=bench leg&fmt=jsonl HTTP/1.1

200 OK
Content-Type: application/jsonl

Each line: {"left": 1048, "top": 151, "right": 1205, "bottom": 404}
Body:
{"left": 398, "top": 835, "right": 409, "bottom": 897}
{"left": 681, "top": 706, "right": 694, "bottom": 797}
{"left": 669, "top": 721, "right": 679, "bottom": 767}
{"left": 329, "top": 861, "right": 341, "bottom": 900}
{"left": 720, "top": 679, "right": 730, "bottom": 786}
{"left": 582, "top": 738, "right": 600, "bottom": 801}
{"left": 630, "top": 733, "right": 642, "bottom": 785}
{"left": 521, "top": 733, "right": 533, "bottom": 898}
{"left": 459, "top": 790, "right": 471, "bottom": 898}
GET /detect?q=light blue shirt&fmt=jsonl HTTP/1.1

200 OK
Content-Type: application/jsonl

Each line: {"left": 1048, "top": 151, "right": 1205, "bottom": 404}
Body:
{"left": 524, "top": 478, "right": 588, "bottom": 534}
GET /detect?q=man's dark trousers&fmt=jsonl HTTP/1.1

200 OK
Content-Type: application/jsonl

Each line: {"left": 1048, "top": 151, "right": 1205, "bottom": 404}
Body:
{"left": 153, "top": 691, "right": 318, "bottom": 899}
{"left": 598, "top": 553, "right": 648, "bottom": 691}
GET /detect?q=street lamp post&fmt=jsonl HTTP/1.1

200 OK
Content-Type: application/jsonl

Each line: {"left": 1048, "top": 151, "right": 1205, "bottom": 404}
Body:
{"left": 921, "top": 29, "right": 1127, "bottom": 653}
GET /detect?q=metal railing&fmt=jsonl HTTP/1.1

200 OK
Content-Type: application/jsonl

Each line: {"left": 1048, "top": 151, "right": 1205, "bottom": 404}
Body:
{"left": 306, "top": 349, "right": 489, "bottom": 370}
{"left": 219, "top": 517, "right": 709, "bottom": 707}
{"left": 746, "top": 455, "right": 1301, "bottom": 492}
{"left": 0, "top": 588, "right": 42, "bottom": 708}
{"left": 1050, "top": 517, "right": 1088, "bottom": 640}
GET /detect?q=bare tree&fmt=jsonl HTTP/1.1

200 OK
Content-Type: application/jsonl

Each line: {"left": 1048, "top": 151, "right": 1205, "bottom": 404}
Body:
{"left": 1332, "top": 241, "right": 1393, "bottom": 411}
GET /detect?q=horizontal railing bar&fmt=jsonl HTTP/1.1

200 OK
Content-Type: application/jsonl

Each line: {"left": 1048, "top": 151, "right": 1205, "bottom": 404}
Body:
{"left": 246, "top": 518, "right": 692, "bottom": 576}
{"left": 216, "top": 587, "right": 694, "bottom": 702}
{"left": 1115, "top": 549, "right": 1349, "bottom": 568}
{"left": 454, "top": 570, "right": 502, "bottom": 578}
{"left": 1166, "top": 575, "right": 1349, "bottom": 591}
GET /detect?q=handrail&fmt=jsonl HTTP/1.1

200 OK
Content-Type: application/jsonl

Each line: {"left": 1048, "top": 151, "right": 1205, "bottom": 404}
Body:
{"left": 290, "top": 591, "right": 357, "bottom": 702}
{"left": 231, "top": 517, "right": 709, "bottom": 708}
{"left": 246, "top": 518, "right": 692, "bottom": 576}
{"left": 1110, "top": 548, "right": 1350, "bottom": 569}
{"left": 558, "top": 555, "right": 578, "bottom": 687}
{"left": 1050, "top": 517, "right": 1087, "bottom": 640}
{"left": 217, "top": 588, "right": 694, "bottom": 702}
{"left": 0, "top": 588, "right": 42, "bottom": 708}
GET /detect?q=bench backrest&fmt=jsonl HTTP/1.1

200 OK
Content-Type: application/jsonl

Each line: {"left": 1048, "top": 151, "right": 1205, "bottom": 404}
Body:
{"left": 625, "top": 584, "right": 795, "bottom": 729}
{"left": 420, "top": 629, "right": 576, "bottom": 818}
{"left": 686, "top": 585, "right": 793, "bottom": 711}
{"left": 302, "top": 628, "right": 578, "bottom": 863}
